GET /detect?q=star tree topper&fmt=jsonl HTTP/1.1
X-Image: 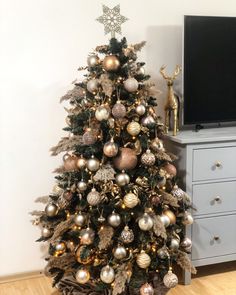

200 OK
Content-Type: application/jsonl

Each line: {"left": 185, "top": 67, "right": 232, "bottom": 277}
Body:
{"left": 96, "top": 4, "right": 128, "bottom": 38}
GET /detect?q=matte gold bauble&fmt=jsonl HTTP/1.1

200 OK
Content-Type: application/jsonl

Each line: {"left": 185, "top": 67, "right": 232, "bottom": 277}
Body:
{"left": 86, "top": 156, "right": 100, "bottom": 172}
{"left": 80, "top": 228, "right": 95, "bottom": 245}
{"left": 108, "top": 211, "right": 121, "bottom": 227}
{"left": 163, "top": 270, "right": 178, "bottom": 288}
{"left": 74, "top": 212, "right": 86, "bottom": 227}
{"left": 95, "top": 105, "right": 111, "bottom": 121}
{"left": 135, "top": 104, "right": 146, "bottom": 116}
{"left": 103, "top": 138, "right": 119, "bottom": 157}
{"left": 87, "top": 79, "right": 99, "bottom": 93}
{"left": 41, "top": 227, "right": 52, "bottom": 238}
{"left": 113, "top": 245, "right": 127, "bottom": 260}
{"left": 112, "top": 101, "right": 126, "bottom": 118}
{"left": 75, "top": 268, "right": 90, "bottom": 284}
{"left": 55, "top": 242, "right": 66, "bottom": 255}
{"left": 113, "top": 148, "right": 138, "bottom": 170}
{"left": 163, "top": 163, "right": 177, "bottom": 178}
{"left": 77, "top": 156, "right": 87, "bottom": 170}
{"left": 100, "top": 265, "right": 115, "bottom": 284}
{"left": 182, "top": 211, "right": 194, "bottom": 225}
{"left": 120, "top": 226, "right": 134, "bottom": 244}
{"left": 141, "top": 149, "right": 156, "bottom": 166}
{"left": 87, "top": 188, "right": 101, "bottom": 206}
{"left": 64, "top": 155, "right": 78, "bottom": 171}
{"left": 123, "top": 192, "right": 139, "bottom": 208}
{"left": 136, "top": 251, "right": 151, "bottom": 269}
{"left": 141, "top": 115, "right": 155, "bottom": 127}
{"left": 138, "top": 213, "right": 154, "bottom": 231}
{"left": 160, "top": 214, "right": 170, "bottom": 227}
{"left": 163, "top": 209, "right": 176, "bottom": 224}
{"left": 150, "top": 137, "right": 165, "bottom": 152}
{"left": 115, "top": 171, "right": 130, "bottom": 186}
{"left": 127, "top": 121, "right": 141, "bottom": 136}
{"left": 103, "top": 55, "right": 120, "bottom": 72}
{"left": 76, "top": 245, "right": 93, "bottom": 264}
{"left": 140, "top": 283, "right": 154, "bottom": 295}
{"left": 124, "top": 77, "right": 139, "bottom": 92}
{"left": 87, "top": 55, "right": 100, "bottom": 67}
{"left": 45, "top": 203, "right": 59, "bottom": 217}
{"left": 82, "top": 129, "right": 97, "bottom": 145}
{"left": 77, "top": 180, "right": 88, "bottom": 192}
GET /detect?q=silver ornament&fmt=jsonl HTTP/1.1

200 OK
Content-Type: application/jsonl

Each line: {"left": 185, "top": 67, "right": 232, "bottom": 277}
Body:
{"left": 100, "top": 265, "right": 115, "bottom": 284}
{"left": 141, "top": 149, "right": 156, "bottom": 166}
{"left": 80, "top": 228, "right": 95, "bottom": 245}
{"left": 120, "top": 226, "right": 134, "bottom": 244}
{"left": 163, "top": 270, "right": 178, "bottom": 288}
{"left": 95, "top": 105, "right": 110, "bottom": 121}
{"left": 87, "top": 55, "right": 99, "bottom": 67}
{"left": 87, "top": 188, "right": 101, "bottom": 206}
{"left": 86, "top": 156, "right": 100, "bottom": 172}
{"left": 181, "top": 237, "right": 192, "bottom": 251}
{"left": 136, "top": 251, "right": 151, "bottom": 269}
{"left": 45, "top": 203, "right": 59, "bottom": 217}
{"left": 41, "top": 227, "right": 52, "bottom": 238}
{"left": 77, "top": 180, "right": 88, "bottom": 192}
{"left": 108, "top": 212, "right": 121, "bottom": 227}
{"left": 182, "top": 211, "right": 194, "bottom": 225}
{"left": 135, "top": 104, "right": 146, "bottom": 116}
{"left": 138, "top": 213, "right": 153, "bottom": 231}
{"left": 115, "top": 171, "right": 130, "bottom": 186}
{"left": 98, "top": 215, "right": 106, "bottom": 223}
{"left": 157, "top": 248, "right": 169, "bottom": 259}
{"left": 160, "top": 214, "right": 170, "bottom": 227}
{"left": 170, "top": 238, "right": 180, "bottom": 250}
{"left": 77, "top": 156, "right": 87, "bottom": 170}
{"left": 112, "top": 101, "right": 126, "bottom": 118}
{"left": 75, "top": 268, "right": 90, "bottom": 284}
{"left": 141, "top": 115, "right": 155, "bottom": 127}
{"left": 87, "top": 79, "right": 99, "bottom": 93}
{"left": 113, "top": 245, "right": 127, "bottom": 260}
{"left": 124, "top": 77, "right": 139, "bottom": 92}
{"left": 136, "top": 66, "right": 145, "bottom": 76}
{"left": 140, "top": 283, "right": 154, "bottom": 295}
{"left": 82, "top": 129, "right": 97, "bottom": 145}
{"left": 74, "top": 212, "right": 86, "bottom": 227}
{"left": 123, "top": 192, "right": 139, "bottom": 208}
{"left": 103, "top": 138, "right": 119, "bottom": 157}
{"left": 55, "top": 242, "right": 66, "bottom": 254}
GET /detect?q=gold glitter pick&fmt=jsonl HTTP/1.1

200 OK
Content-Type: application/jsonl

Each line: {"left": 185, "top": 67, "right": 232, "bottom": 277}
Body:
{"left": 96, "top": 4, "right": 128, "bottom": 38}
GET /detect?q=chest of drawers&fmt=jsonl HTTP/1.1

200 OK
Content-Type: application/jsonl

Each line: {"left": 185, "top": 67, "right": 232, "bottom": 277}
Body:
{"left": 165, "top": 126, "right": 236, "bottom": 284}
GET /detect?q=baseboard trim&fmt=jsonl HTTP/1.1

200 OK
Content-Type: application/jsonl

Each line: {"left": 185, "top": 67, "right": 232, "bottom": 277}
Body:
{"left": 0, "top": 270, "right": 44, "bottom": 284}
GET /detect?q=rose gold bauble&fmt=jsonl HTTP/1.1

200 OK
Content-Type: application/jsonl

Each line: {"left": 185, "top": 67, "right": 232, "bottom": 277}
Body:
{"left": 103, "top": 138, "right": 119, "bottom": 157}
{"left": 64, "top": 155, "right": 78, "bottom": 171}
{"left": 163, "top": 163, "right": 177, "bottom": 177}
{"left": 140, "top": 283, "right": 154, "bottom": 295}
{"left": 103, "top": 55, "right": 120, "bottom": 72}
{"left": 112, "top": 101, "right": 126, "bottom": 118}
{"left": 163, "top": 209, "right": 176, "bottom": 224}
{"left": 113, "top": 148, "right": 138, "bottom": 170}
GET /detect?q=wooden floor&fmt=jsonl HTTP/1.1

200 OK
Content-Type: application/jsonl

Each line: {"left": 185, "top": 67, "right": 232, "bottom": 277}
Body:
{"left": 1, "top": 262, "right": 236, "bottom": 295}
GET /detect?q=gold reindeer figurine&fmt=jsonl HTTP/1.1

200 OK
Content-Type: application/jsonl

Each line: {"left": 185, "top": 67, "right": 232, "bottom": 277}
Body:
{"left": 160, "top": 65, "right": 181, "bottom": 136}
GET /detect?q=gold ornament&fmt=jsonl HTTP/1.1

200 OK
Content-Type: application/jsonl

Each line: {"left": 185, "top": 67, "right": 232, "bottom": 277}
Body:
{"left": 113, "top": 147, "right": 138, "bottom": 170}
{"left": 140, "top": 283, "right": 154, "bottom": 295}
{"left": 100, "top": 265, "right": 115, "bottom": 284}
{"left": 127, "top": 121, "right": 141, "bottom": 136}
{"left": 82, "top": 129, "right": 97, "bottom": 145}
{"left": 115, "top": 171, "right": 130, "bottom": 186}
{"left": 141, "top": 115, "right": 155, "bottom": 127}
{"left": 120, "top": 226, "right": 134, "bottom": 244}
{"left": 103, "top": 55, "right": 120, "bottom": 71}
{"left": 136, "top": 251, "right": 151, "bottom": 269}
{"left": 163, "top": 270, "right": 178, "bottom": 288}
{"left": 76, "top": 245, "right": 94, "bottom": 264}
{"left": 45, "top": 203, "right": 59, "bottom": 217}
{"left": 95, "top": 105, "right": 111, "bottom": 121}
{"left": 74, "top": 212, "right": 86, "bottom": 227}
{"left": 64, "top": 155, "right": 78, "bottom": 171}
{"left": 113, "top": 245, "right": 127, "bottom": 260}
{"left": 87, "top": 79, "right": 99, "bottom": 93}
{"left": 135, "top": 104, "right": 146, "bottom": 116}
{"left": 75, "top": 268, "right": 90, "bottom": 284}
{"left": 77, "top": 156, "right": 87, "bottom": 170}
{"left": 80, "top": 228, "right": 95, "bottom": 245}
{"left": 103, "top": 138, "right": 119, "bottom": 157}
{"left": 162, "top": 163, "right": 177, "bottom": 178}
{"left": 86, "top": 156, "right": 100, "bottom": 172}
{"left": 123, "top": 192, "right": 139, "bottom": 208}
{"left": 87, "top": 188, "right": 101, "bottom": 206}
{"left": 124, "top": 77, "right": 139, "bottom": 92}
{"left": 77, "top": 180, "right": 88, "bottom": 192}
{"left": 150, "top": 137, "right": 165, "bottom": 152}
{"left": 108, "top": 211, "right": 121, "bottom": 227}
{"left": 55, "top": 242, "right": 66, "bottom": 255}
{"left": 163, "top": 209, "right": 176, "bottom": 224}
{"left": 182, "top": 211, "right": 194, "bottom": 225}
{"left": 87, "top": 55, "right": 100, "bottom": 67}
{"left": 112, "top": 101, "right": 126, "bottom": 118}
{"left": 138, "top": 213, "right": 153, "bottom": 231}
{"left": 41, "top": 227, "right": 52, "bottom": 238}
{"left": 141, "top": 149, "right": 156, "bottom": 166}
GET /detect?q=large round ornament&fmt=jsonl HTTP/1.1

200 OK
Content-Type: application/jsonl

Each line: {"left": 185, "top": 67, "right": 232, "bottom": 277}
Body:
{"left": 170, "top": 238, "right": 180, "bottom": 250}
{"left": 41, "top": 227, "right": 52, "bottom": 238}
{"left": 77, "top": 180, "right": 88, "bottom": 192}
{"left": 138, "top": 213, "right": 154, "bottom": 231}
{"left": 86, "top": 156, "right": 100, "bottom": 172}
{"left": 141, "top": 149, "right": 156, "bottom": 166}
{"left": 136, "top": 251, "right": 151, "bottom": 269}
{"left": 135, "top": 104, "right": 146, "bottom": 116}
{"left": 150, "top": 137, "right": 165, "bottom": 152}
{"left": 115, "top": 171, "right": 130, "bottom": 186}
{"left": 160, "top": 214, "right": 171, "bottom": 227}
{"left": 163, "top": 209, "right": 176, "bottom": 224}
{"left": 163, "top": 163, "right": 177, "bottom": 178}
{"left": 74, "top": 212, "right": 86, "bottom": 227}
{"left": 100, "top": 265, "right": 115, "bottom": 284}
{"left": 87, "top": 55, "right": 100, "bottom": 67}
{"left": 103, "top": 138, "right": 119, "bottom": 157}
{"left": 112, "top": 101, "right": 126, "bottom": 119}
{"left": 64, "top": 155, "right": 78, "bottom": 171}
{"left": 182, "top": 211, "right": 194, "bottom": 225}
{"left": 127, "top": 121, "right": 141, "bottom": 136}
{"left": 95, "top": 105, "right": 110, "bottom": 121}
{"left": 87, "top": 79, "right": 99, "bottom": 93}
{"left": 108, "top": 212, "right": 121, "bottom": 227}
{"left": 113, "top": 148, "right": 138, "bottom": 170}
{"left": 163, "top": 270, "right": 178, "bottom": 288}
{"left": 77, "top": 156, "right": 87, "bottom": 170}
{"left": 55, "top": 241, "right": 66, "bottom": 255}
{"left": 103, "top": 55, "right": 120, "bottom": 72}
{"left": 76, "top": 245, "right": 94, "bottom": 264}
{"left": 157, "top": 248, "right": 169, "bottom": 259}
{"left": 75, "top": 268, "right": 90, "bottom": 284}
{"left": 113, "top": 245, "right": 127, "bottom": 260}
{"left": 120, "top": 226, "right": 134, "bottom": 244}
{"left": 82, "top": 129, "right": 97, "bottom": 145}
{"left": 181, "top": 237, "right": 192, "bottom": 251}
{"left": 140, "top": 283, "right": 154, "bottom": 295}
{"left": 87, "top": 188, "right": 101, "bottom": 206}
{"left": 124, "top": 77, "right": 139, "bottom": 92}
{"left": 123, "top": 192, "right": 139, "bottom": 208}
{"left": 80, "top": 228, "right": 95, "bottom": 245}
{"left": 141, "top": 115, "right": 155, "bottom": 128}
{"left": 45, "top": 203, "right": 59, "bottom": 217}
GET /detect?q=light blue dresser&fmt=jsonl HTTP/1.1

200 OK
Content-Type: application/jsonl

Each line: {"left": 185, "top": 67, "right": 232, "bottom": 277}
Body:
{"left": 165, "top": 126, "right": 236, "bottom": 284}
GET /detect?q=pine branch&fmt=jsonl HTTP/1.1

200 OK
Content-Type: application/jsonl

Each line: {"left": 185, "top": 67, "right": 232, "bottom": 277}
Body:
{"left": 50, "top": 136, "right": 83, "bottom": 156}
{"left": 34, "top": 196, "right": 49, "bottom": 204}
{"left": 98, "top": 226, "right": 114, "bottom": 250}
{"left": 60, "top": 86, "right": 85, "bottom": 103}
{"left": 133, "top": 41, "right": 146, "bottom": 51}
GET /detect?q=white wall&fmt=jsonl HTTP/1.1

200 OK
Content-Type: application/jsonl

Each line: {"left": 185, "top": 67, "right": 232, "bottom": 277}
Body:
{"left": 1, "top": 0, "right": 236, "bottom": 276}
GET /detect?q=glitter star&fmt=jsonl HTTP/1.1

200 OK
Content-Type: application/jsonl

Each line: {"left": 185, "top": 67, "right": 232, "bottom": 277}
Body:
{"left": 96, "top": 4, "right": 128, "bottom": 38}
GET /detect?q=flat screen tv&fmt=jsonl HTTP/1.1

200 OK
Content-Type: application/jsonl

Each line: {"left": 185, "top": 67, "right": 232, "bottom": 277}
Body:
{"left": 184, "top": 15, "right": 236, "bottom": 125}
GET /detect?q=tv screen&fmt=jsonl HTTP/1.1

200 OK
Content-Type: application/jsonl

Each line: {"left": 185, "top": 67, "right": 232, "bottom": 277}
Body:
{"left": 184, "top": 15, "right": 236, "bottom": 125}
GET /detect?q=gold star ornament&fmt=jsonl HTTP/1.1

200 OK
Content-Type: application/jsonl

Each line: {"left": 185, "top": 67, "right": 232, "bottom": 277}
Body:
{"left": 96, "top": 4, "right": 128, "bottom": 38}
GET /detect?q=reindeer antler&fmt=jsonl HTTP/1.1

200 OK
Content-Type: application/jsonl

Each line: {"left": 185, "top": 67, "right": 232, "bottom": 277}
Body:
{"left": 160, "top": 65, "right": 170, "bottom": 80}
{"left": 172, "top": 65, "right": 181, "bottom": 80}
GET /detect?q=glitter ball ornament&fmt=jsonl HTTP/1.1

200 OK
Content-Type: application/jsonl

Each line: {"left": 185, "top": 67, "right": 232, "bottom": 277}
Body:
{"left": 150, "top": 137, "right": 165, "bottom": 152}
{"left": 100, "top": 265, "right": 115, "bottom": 284}
{"left": 103, "top": 55, "right": 120, "bottom": 72}
{"left": 160, "top": 214, "right": 171, "bottom": 227}
{"left": 163, "top": 209, "right": 176, "bottom": 224}
{"left": 87, "top": 188, "right": 101, "bottom": 206}
{"left": 45, "top": 203, "right": 59, "bottom": 217}
{"left": 64, "top": 155, "right": 78, "bottom": 171}
{"left": 141, "top": 149, "right": 156, "bottom": 166}
{"left": 113, "top": 245, "right": 127, "bottom": 260}
{"left": 80, "top": 228, "right": 95, "bottom": 245}
{"left": 182, "top": 211, "right": 194, "bottom": 225}
{"left": 120, "top": 226, "right": 134, "bottom": 244}
{"left": 55, "top": 242, "right": 66, "bottom": 255}
{"left": 95, "top": 105, "right": 111, "bottom": 121}
{"left": 124, "top": 77, "right": 139, "bottom": 92}
{"left": 140, "top": 283, "right": 154, "bottom": 295}
{"left": 171, "top": 185, "right": 186, "bottom": 199}
{"left": 113, "top": 147, "right": 138, "bottom": 170}
{"left": 136, "top": 251, "right": 151, "bottom": 269}
{"left": 103, "top": 138, "right": 119, "bottom": 157}
{"left": 41, "top": 227, "right": 52, "bottom": 238}
{"left": 75, "top": 268, "right": 90, "bottom": 284}
{"left": 82, "top": 129, "right": 97, "bottom": 145}
{"left": 163, "top": 270, "right": 178, "bottom": 288}
{"left": 77, "top": 156, "right": 87, "bottom": 170}
{"left": 108, "top": 211, "right": 121, "bottom": 227}
{"left": 170, "top": 238, "right": 180, "bottom": 250}
{"left": 163, "top": 163, "right": 177, "bottom": 178}
{"left": 112, "top": 101, "right": 126, "bottom": 118}
{"left": 116, "top": 171, "right": 130, "bottom": 186}
{"left": 87, "top": 79, "right": 99, "bottom": 93}
{"left": 86, "top": 156, "right": 100, "bottom": 172}
{"left": 127, "top": 121, "right": 141, "bottom": 136}
{"left": 123, "top": 192, "right": 139, "bottom": 208}
{"left": 141, "top": 115, "right": 155, "bottom": 127}
{"left": 135, "top": 104, "right": 146, "bottom": 116}
{"left": 74, "top": 212, "right": 86, "bottom": 227}
{"left": 77, "top": 180, "right": 88, "bottom": 192}
{"left": 181, "top": 237, "right": 192, "bottom": 251}
{"left": 138, "top": 213, "right": 154, "bottom": 231}
{"left": 87, "top": 55, "right": 100, "bottom": 67}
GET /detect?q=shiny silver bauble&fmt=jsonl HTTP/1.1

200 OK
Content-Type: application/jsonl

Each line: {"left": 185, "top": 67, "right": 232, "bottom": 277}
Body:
{"left": 140, "top": 283, "right": 154, "bottom": 295}
{"left": 100, "top": 265, "right": 115, "bottom": 284}
{"left": 95, "top": 105, "right": 110, "bottom": 121}
{"left": 170, "top": 238, "right": 180, "bottom": 251}
{"left": 55, "top": 241, "right": 66, "bottom": 254}
{"left": 86, "top": 156, "right": 100, "bottom": 172}
{"left": 41, "top": 227, "right": 52, "bottom": 238}
{"left": 160, "top": 214, "right": 171, "bottom": 227}
{"left": 141, "top": 115, "right": 155, "bottom": 127}
{"left": 77, "top": 156, "right": 87, "bottom": 170}
{"left": 138, "top": 213, "right": 154, "bottom": 231}
{"left": 136, "top": 66, "right": 145, "bottom": 76}
{"left": 108, "top": 212, "right": 121, "bottom": 227}
{"left": 115, "top": 171, "right": 130, "bottom": 186}
{"left": 45, "top": 203, "right": 59, "bottom": 217}
{"left": 181, "top": 237, "right": 192, "bottom": 251}
{"left": 182, "top": 211, "right": 194, "bottom": 225}
{"left": 135, "top": 104, "right": 146, "bottom": 116}
{"left": 74, "top": 212, "right": 86, "bottom": 227}
{"left": 113, "top": 245, "right": 127, "bottom": 260}
{"left": 75, "top": 268, "right": 90, "bottom": 284}
{"left": 87, "top": 55, "right": 100, "bottom": 67}
{"left": 87, "top": 79, "right": 99, "bottom": 93}
{"left": 80, "top": 228, "right": 95, "bottom": 245}
{"left": 103, "top": 139, "right": 119, "bottom": 157}
{"left": 77, "top": 180, "right": 88, "bottom": 192}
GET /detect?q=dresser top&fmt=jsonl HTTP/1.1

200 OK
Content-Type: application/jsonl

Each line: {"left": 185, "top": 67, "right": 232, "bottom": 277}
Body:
{"left": 165, "top": 126, "right": 236, "bottom": 144}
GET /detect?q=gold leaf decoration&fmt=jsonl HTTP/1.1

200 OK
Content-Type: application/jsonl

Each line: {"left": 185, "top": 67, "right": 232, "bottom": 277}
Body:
{"left": 154, "top": 150, "right": 172, "bottom": 162}
{"left": 34, "top": 196, "right": 49, "bottom": 204}
{"left": 161, "top": 190, "right": 179, "bottom": 208}
{"left": 177, "top": 250, "right": 197, "bottom": 274}
{"left": 133, "top": 41, "right": 146, "bottom": 52}
{"left": 98, "top": 226, "right": 114, "bottom": 250}
{"left": 60, "top": 86, "right": 85, "bottom": 103}
{"left": 50, "top": 136, "right": 83, "bottom": 156}
{"left": 99, "top": 74, "right": 114, "bottom": 97}
{"left": 112, "top": 263, "right": 132, "bottom": 295}
{"left": 93, "top": 164, "right": 116, "bottom": 183}
{"left": 48, "top": 216, "right": 74, "bottom": 242}
{"left": 152, "top": 214, "right": 167, "bottom": 240}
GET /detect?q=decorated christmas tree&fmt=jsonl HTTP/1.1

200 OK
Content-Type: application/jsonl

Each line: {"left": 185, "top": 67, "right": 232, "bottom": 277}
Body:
{"left": 31, "top": 5, "right": 196, "bottom": 295}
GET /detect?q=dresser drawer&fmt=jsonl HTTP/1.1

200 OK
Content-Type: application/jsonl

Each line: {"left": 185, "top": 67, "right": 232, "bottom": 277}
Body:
{"left": 192, "top": 215, "right": 236, "bottom": 260}
{"left": 193, "top": 146, "right": 236, "bottom": 181}
{"left": 192, "top": 181, "right": 236, "bottom": 216}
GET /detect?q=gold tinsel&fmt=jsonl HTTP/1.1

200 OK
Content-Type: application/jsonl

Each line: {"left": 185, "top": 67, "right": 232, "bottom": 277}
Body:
{"left": 177, "top": 250, "right": 197, "bottom": 274}
{"left": 98, "top": 226, "right": 114, "bottom": 250}
{"left": 112, "top": 263, "right": 132, "bottom": 295}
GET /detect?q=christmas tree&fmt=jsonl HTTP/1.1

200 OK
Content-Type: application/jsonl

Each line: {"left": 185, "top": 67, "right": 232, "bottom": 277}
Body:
{"left": 31, "top": 6, "right": 196, "bottom": 295}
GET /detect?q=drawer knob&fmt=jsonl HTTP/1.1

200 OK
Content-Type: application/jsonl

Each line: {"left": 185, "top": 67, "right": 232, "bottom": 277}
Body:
{"left": 215, "top": 161, "right": 222, "bottom": 168}
{"left": 213, "top": 236, "right": 220, "bottom": 241}
{"left": 214, "top": 196, "right": 221, "bottom": 202}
